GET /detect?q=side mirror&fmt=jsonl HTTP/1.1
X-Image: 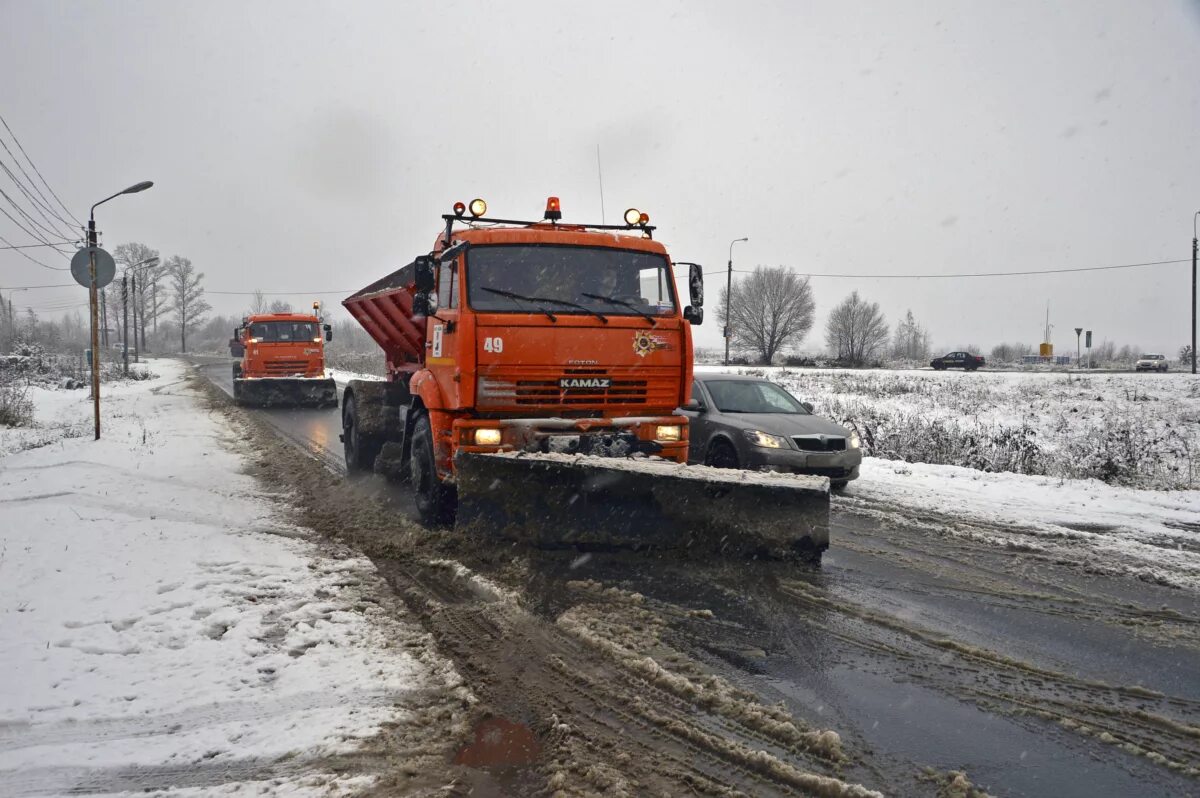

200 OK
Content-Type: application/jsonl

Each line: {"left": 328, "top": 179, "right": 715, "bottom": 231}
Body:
{"left": 414, "top": 256, "right": 436, "bottom": 293}
{"left": 688, "top": 263, "right": 704, "bottom": 307}
{"left": 323, "top": 323, "right": 332, "bottom": 342}
{"left": 684, "top": 398, "right": 704, "bottom": 412}
{"left": 683, "top": 306, "right": 703, "bottom": 325}
{"left": 230, "top": 341, "right": 245, "bottom": 358}
{"left": 801, "top": 401, "right": 814, "bottom": 413}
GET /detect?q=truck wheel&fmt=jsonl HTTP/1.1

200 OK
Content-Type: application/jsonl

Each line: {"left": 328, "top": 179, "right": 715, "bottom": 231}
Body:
{"left": 705, "top": 440, "right": 739, "bottom": 469}
{"left": 410, "top": 412, "right": 455, "bottom": 525}
{"left": 342, "top": 392, "right": 382, "bottom": 472}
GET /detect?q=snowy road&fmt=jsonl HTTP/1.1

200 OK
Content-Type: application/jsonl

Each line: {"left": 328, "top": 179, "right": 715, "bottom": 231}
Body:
{"left": 194, "top": 358, "right": 1200, "bottom": 796}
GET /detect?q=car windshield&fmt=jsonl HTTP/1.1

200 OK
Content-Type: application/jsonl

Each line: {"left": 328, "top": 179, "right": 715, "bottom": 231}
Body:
{"left": 704, "top": 380, "right": 809, "bottom": 414}
{"left": 466, "top": 245, "right": 676, "bottom": 316}
{"left": 1141, "top": 354, "right": 1162, "bottom": 359}
{"left": 248, "top": 321, "right": 319, "bottom": 342}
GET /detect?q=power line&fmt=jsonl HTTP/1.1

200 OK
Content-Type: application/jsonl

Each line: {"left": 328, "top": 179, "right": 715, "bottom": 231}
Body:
{"left": 0, "top": 232, "right": 68, "bottom": 270}
{"left": 206, "top": 289, "right": 355, "bottom": 296}
{"left": 704, "top": 257, "right": 1190, "bottom": 280}
{"left": 0, "top": 283, "right": 75, "bottom": 289}
{"left": 0, "top": 186, "right": 73, "bottom": 252}
{"left": 0, "top": 111, "right": 82, "bottom": 227}
{"left": 0, "top": 156, "right": 77, "bottom": 240}
{"left": 0, "top": 241, "right": 75, "bottom": 250}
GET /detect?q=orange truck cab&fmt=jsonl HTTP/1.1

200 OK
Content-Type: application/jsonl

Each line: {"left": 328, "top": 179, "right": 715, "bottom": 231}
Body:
{"left": 341, "top": 197, "right": 706, "bottom": 522}
{"left": 228, "top": 308, "right": 338, "bottom": 407}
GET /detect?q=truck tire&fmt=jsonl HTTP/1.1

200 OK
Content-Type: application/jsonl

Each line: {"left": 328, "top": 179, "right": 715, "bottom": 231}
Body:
{"left": 342, "top": 392, "right": 382, "bottom": 472}
{"left": 410, "top": 412, "right": 455, "bottom": 525}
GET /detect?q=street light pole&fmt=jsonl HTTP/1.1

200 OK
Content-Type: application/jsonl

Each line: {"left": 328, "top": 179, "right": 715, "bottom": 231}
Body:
{"left": 1192, "top": 211, "right": 1197, "bottom": 375}
{"left": 119, "top": 256, "right": 158, "bottom": 365}
{"left": 725, "top": 237, "right": 748, "bottom": 366}
{"left": 87, "top": 180, "right": 155, "bottom": 440}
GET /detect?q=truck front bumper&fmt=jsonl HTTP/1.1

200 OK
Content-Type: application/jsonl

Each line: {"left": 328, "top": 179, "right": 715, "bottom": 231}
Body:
{"left": 453, "top": 416, "right": 689, "bottom": 464}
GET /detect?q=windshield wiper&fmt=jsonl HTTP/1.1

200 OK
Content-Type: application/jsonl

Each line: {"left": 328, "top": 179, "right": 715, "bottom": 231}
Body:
{"left": 482, "top": 288, "right": 609, "bottom": 324}
{"left": 581, "top": 293, "right": 657, "bottom": 325}
{"left": 480, "top": 287, "right": 558, "bottom": 322}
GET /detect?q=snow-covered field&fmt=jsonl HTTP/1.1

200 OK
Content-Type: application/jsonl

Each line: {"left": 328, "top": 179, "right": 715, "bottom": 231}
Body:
{"left": 698, "top": 365, "right": 1200, "bottom": 589}
{"left": 0, "top": 360, "right": 462, "bottom": 796}
{"left": 699, "top": 365, "right": 1200, "bottom": 490}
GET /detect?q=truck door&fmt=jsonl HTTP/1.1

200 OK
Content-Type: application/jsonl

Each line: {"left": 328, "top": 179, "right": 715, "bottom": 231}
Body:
{"left": 428, "top": 254, "right": 461, "bottom": 407}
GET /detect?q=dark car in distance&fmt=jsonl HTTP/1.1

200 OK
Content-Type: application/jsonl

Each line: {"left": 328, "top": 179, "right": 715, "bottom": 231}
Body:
{"left": 930, "top": 351, "right": 985, "bottom": 371}
{"left": 680, "top": 374, "right": 862, "bottom": 489}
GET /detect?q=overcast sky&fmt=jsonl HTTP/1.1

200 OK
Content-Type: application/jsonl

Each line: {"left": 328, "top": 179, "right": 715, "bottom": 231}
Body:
{"left": 2, "top": 0, "right": 1198, "bottom": 355}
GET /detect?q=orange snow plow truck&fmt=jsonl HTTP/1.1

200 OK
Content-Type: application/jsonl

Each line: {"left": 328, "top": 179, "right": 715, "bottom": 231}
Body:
{"left": 228, "top": 306, "right": 338, "bottom": 407}
{"left": 341, "top": 198, "right": 828, "bottom": 559}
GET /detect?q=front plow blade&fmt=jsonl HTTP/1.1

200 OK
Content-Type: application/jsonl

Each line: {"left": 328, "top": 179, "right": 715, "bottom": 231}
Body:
{"left": 233, "top": 377, "right": 338, "bottom": 408}
{"left": 454, "top": 452, "right": 829, "bottom": 561}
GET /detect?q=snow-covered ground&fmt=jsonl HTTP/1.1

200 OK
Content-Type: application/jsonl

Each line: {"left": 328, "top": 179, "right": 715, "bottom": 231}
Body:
{"left": 0, "top": 360, "right": 462, "bottom": 796}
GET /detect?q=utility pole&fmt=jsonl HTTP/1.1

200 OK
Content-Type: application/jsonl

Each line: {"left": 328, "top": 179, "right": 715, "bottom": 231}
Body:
{"left": 87, "top": 219, "right": 101, "bottom": 439}
{"left": 725, "top": 237, "right": 748, "bottom": 366}
{"left": 131, "top": 271, "right": 138, "bottom": 363}
{"left": 121, "top": 274, "right": 129, "bottom": 375}
{"left": 1192, "top": 211, "right": 1197, "bottom": 374}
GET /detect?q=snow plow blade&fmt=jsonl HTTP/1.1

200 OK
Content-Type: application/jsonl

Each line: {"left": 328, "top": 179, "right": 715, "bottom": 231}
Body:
{"left": 454, "top": 452, "right": 830, "bottom": 561}
{"left": 233, "top": 377, "right": 338, "bottom": 408}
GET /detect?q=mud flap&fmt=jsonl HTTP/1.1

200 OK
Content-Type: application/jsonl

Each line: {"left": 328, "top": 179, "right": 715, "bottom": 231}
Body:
{"left": 233, "top": 377, "right": 338, "bottom": 408}
{"left": 454, "top": 452, "right": 830, "bottom": 560}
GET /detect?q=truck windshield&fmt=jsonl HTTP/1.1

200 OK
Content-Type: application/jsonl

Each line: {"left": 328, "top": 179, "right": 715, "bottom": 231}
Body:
{"left": 466, "top": 245, "right": 676, "bottom": 317}
{"left": 249, "top": 321, "right": 319, "bottom": 342}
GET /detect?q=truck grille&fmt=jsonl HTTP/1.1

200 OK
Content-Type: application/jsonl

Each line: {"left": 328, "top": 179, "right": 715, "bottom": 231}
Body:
{"left": 792, "top": 435, "right": 846, "bottom": 452}
{"left": 262, "top": 360, "right": 310, "bottom": 375}
{"left": 478, "top": 367, "right": 676, "bottom": 410}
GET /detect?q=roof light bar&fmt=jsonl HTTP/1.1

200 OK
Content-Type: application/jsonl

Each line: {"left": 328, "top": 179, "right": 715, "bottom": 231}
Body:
{"left": 545, "top": 196, "right": 562, "bottom": 221}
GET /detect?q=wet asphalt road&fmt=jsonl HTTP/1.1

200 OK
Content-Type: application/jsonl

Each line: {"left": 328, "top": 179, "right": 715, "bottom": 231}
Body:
{"left": 197, "top": 359, "right": 1200, "bottom": 797}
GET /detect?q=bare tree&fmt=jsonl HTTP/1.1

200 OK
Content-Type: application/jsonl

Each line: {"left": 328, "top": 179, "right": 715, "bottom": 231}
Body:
{"left": 267, "top": 299, "right": 293, "bottom": 314}
{"left": 110, "top": 237, "right": 160, "bottom": 348}
{"left": 891, "top": 309, "right": 931, "bottom": 361}
{"left": 167, "top": 256, "right": 211, "bottom": 353}
{"left": 718, "top": 266, "right": 815, "bottom": 364}
{"left": 249, "top": 290, "right": 268, "bottom": 315}
{"left": 825, "top": 290, "right": 889, "bottom": 366}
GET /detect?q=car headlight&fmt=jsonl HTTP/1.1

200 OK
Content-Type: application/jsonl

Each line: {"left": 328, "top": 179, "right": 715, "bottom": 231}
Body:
{"left": 655, "top": 424, "right": 682, "bottom": 442}
{"left": 849, "top": 430, "right": 861, "bottom": 449}
{"left": 474, "top": 428, "right": 502, "bottom": 446}
{"left": 744, "top": 429, "right": 787, "bottom": 449}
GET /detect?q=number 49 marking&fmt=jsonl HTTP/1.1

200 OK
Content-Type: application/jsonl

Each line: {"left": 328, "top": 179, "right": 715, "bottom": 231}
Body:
{"left": 483, "top": 336, "right": 504, "bottom": 353}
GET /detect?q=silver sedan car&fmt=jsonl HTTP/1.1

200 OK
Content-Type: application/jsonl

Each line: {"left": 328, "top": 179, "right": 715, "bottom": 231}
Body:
{"left": 680, "top": 374, "right": 863, "bottom": 489}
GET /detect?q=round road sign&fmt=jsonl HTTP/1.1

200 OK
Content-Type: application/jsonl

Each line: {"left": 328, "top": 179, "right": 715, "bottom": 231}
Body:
{"left": 70, "top": 247, "right": 117, "bottom": 289}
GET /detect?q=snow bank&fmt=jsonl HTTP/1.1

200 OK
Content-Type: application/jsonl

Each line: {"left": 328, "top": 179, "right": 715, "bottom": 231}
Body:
{"left": 0, "top": 360, "right": 447, "bottom": 794}
{"left": 841, "top": 457, "right": 1200, "bottom": 589}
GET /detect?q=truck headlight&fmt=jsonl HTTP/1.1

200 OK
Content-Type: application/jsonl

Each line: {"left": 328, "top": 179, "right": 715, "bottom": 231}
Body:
{"left": 655, "top": 425, "right": 682, "bottom": 442}
{"left": 474, "top": 428, "right": 502, "bottom": 446}
{"left": 744, "top": 429, "right": 787, "bottom": 449}
{"left": 849, "top": 430, "right": 861, "bottom": 449}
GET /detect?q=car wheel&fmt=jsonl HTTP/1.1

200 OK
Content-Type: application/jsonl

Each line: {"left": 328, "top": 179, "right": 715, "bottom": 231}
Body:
{"left": 410, "top": 412, "right": 455, "bottom": 525}
{"left": 342, "top": 392, "right": 382, "bottom": 472}
{"left": 705, "top": 439, "right": 739, "bottom": 469}
{"left": 831, "top": 480, "right": 849, "bottom": 492}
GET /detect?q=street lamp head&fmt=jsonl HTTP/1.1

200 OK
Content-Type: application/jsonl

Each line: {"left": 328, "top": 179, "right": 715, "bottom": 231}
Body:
{"left": 122, "top": 181, "right": 154, "bottom": 195}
